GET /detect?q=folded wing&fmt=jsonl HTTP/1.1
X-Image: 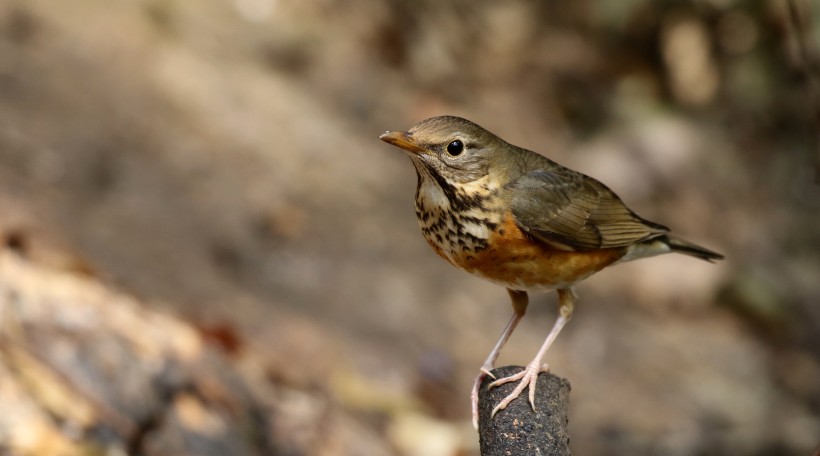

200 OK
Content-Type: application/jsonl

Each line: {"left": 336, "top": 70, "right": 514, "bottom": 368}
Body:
{"left": 508, "top": 169, "right": 668, "bottom": 251}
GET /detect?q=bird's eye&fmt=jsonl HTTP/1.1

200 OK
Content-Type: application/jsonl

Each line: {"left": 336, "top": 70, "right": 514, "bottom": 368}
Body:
{"left": 446, "top": 140, "right": 464, "bottom": 156}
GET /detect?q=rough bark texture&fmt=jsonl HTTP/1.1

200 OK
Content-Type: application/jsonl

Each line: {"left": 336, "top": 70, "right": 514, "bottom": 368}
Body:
{"left": 478, "top": 366, "right": 571, "bottom": 456}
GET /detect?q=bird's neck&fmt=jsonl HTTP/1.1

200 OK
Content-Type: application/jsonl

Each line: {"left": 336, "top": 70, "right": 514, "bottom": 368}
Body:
{"left": 412, "top": 163, "right": 504, "bottom": 263}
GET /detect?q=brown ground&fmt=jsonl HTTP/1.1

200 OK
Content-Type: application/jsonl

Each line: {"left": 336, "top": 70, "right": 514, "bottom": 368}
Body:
{"left": 1, "top": 0, "right": 819, "bottom": 455}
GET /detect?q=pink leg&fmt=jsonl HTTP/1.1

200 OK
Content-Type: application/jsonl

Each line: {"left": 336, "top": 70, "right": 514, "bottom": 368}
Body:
{"left": 489, "top": 287, "right": 576, "bottom": 418}
{"left": 471, "top": 289, "right": 528, "bottom": 429}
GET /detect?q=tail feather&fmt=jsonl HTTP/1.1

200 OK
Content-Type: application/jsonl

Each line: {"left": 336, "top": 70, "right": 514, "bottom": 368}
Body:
{"left": 660, "top": 235, "right": 724, "bottom": 263}
{"left": 619, "top": 234, "right": 724, "bottom": 263}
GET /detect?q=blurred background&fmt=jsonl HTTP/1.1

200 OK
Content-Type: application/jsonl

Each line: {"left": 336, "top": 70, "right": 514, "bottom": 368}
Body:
{"left": 0, "top": 0, "right": 819, "bottom": 455}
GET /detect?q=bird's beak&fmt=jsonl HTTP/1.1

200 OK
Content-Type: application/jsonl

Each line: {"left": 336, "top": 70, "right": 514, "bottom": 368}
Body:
{"left": 379, "top": 131, "right": 426, "bottom": 154}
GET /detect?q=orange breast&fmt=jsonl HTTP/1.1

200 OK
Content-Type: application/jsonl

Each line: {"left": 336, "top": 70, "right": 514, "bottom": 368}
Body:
{"left": 454, "top": 213, "right": 626, "bottom": 291}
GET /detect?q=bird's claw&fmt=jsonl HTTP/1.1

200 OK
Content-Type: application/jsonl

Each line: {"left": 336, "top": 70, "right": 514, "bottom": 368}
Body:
{"left": 489, "top": 363, "right": 550, "bottom": 418}
{"left": 471, "top": 365, "right": 499, "bottom": 429}
{"left": 480, "top": 366, "right": 496, "bottom": 379}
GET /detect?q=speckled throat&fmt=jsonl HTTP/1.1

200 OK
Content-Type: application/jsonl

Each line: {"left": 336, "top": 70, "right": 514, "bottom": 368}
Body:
{"left": 412, "top": 160, "right": 505, "bottom": 267}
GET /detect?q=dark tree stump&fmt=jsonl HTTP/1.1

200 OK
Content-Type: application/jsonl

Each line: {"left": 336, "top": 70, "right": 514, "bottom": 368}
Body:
{"left": 478, "top": 366, "right": 571, "bottom": 456}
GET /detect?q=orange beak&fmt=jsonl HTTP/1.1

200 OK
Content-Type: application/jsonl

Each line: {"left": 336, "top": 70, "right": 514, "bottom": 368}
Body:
{"left": 379, "top": 131, "right": 426, "bottom": 154}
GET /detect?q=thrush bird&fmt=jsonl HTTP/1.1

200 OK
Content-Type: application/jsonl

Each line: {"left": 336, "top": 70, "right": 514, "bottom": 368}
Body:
{"left": 379, "top": 115, "right": 723, "bottom": 428}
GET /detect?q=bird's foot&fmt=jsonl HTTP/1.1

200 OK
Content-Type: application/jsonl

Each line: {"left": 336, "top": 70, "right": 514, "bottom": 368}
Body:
{"left": 471, "top": 366, "right": 496, "bottom": 429}
{"left": 488, "top": 362, "right": 549, "bottom": 418}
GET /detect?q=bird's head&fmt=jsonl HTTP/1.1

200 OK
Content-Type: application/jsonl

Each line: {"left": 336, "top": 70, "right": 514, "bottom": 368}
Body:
{"left": 379, "top": 116, "right": 505, "bottom": 184}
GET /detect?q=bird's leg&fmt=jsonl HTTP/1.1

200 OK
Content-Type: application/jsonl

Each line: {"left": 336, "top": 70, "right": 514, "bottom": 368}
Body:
{"left": 471, "top": 289, "right": 528, "bottom": 429}
{"left": 489, "top": 287, "right": 576, "bottom": 418}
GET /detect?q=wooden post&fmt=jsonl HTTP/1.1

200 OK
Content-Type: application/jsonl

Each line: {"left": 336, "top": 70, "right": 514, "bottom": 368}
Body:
{"left": 478, "top": 366, "right": 571, "bottom": 456}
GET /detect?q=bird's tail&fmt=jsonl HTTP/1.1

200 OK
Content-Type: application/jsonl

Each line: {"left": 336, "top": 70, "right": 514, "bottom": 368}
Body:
{"left": 619, "top": 234, "right": 724, "bottom": 263}
{"left": 660, "top": 235, "right": 724, "bottom": 263}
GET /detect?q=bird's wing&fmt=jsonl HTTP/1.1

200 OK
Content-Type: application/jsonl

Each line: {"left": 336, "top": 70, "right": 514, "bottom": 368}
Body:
{"left": 508, "top": 169, "right": 668, "bottom": 251}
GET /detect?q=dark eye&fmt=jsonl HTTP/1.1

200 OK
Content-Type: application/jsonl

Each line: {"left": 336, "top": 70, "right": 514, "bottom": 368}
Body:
{"left": 446, "top": 140, "right": 464, "bottom": 156}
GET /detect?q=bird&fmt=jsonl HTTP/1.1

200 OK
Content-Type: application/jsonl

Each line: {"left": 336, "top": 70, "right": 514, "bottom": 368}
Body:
{"left": 379, "top": 115, "right": 723, "bottom": 428}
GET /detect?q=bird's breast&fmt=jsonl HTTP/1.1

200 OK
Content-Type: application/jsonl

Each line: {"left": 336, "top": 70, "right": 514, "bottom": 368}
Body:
{"left": 413, "top": 172, "right": 626, "bottom": 291}
{"left": 414, "top": 172, "right": 503, "bottom": 265}
{"left": 461, "top": 214, "right": 626, "bottom": 291}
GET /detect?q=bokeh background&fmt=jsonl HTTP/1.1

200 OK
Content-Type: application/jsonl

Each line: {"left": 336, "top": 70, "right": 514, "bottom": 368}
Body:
{"left": 1, "top": 0, "right": 819, "bottom": 455}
